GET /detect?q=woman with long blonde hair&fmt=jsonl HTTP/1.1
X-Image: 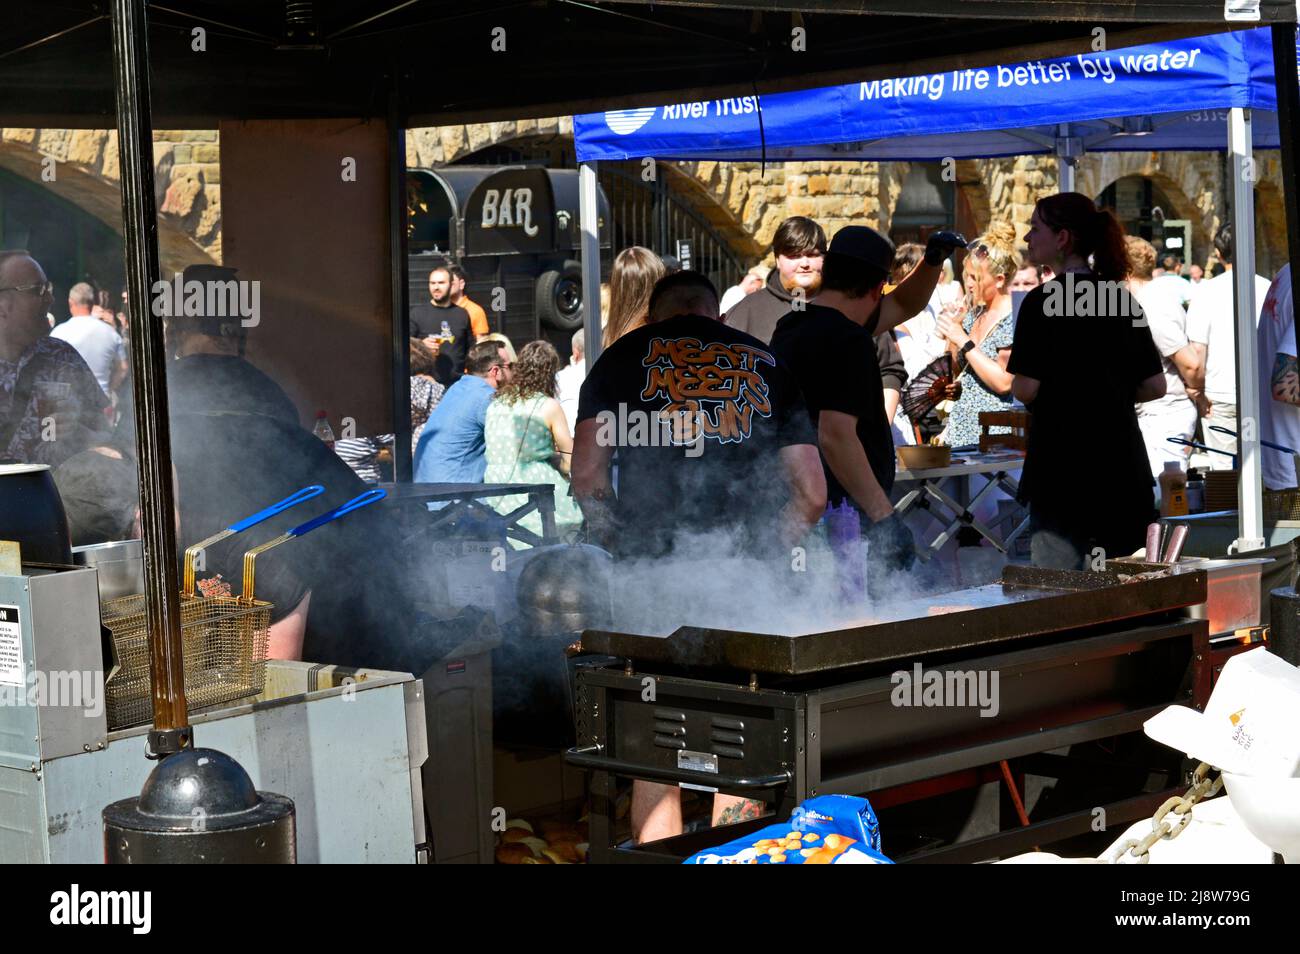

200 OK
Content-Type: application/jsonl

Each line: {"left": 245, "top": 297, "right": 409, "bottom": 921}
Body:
{"left": 603, "top": 247, "right": 665, "bottom": 347}
{"left": 935, "top": 221, "right": 1019, "bottom": 448}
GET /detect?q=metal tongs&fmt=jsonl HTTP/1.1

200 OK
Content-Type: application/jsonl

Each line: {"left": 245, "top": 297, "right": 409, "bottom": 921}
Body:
{"left": 1207, "top": 425, "right": 1300, "bottom": 480}
{"left": 240, "top": 488, "right": 387, "bottom": 600}
{"left": 182, "top": 485, "right": 326, "bottom": 597}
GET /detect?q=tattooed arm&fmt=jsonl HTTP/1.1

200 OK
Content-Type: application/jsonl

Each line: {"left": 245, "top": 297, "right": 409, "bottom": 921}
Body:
{"left": 1272, "top": 352, "right": 1300, "bottom": 406}
{"left": 713, "top": 795, "right": 767, "bottom": 827}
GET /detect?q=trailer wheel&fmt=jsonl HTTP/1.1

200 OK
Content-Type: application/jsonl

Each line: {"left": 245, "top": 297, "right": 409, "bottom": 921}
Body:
{"left": 536, "top": 265, "right": 584, "bottom": 331}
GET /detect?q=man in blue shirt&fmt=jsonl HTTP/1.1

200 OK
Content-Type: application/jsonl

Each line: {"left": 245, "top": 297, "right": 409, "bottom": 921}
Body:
{"left": 413, "top": 340, "right": 513, "bottom": 482}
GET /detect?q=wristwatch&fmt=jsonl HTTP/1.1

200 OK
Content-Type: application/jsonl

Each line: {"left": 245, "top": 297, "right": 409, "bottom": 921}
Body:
{"left": 959, "top": 339, "right": 976, "bottom": 358}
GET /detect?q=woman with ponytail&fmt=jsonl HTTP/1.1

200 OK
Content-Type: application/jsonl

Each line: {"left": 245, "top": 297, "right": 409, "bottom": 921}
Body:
{"left": 1008, "top": 193, "right": 1167, "bottom": 569}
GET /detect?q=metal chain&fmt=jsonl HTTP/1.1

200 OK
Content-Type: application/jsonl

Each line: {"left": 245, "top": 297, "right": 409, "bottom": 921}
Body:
{"left": 1105, "top": 763, "right": 1223, "bottom": 865}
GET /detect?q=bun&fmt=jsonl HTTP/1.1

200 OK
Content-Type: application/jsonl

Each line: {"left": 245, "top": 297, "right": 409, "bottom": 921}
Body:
{"left": 980, "top": 220, "right": 1017, "bottom": 253}
{"left": 540, "top": 822, "right": 582, "bottom": 843}
{"left": 496, "top": 843, "right": 533, "bottom": 865}
{"left": 500, "top": 827, "right": 532, "bottom": 844}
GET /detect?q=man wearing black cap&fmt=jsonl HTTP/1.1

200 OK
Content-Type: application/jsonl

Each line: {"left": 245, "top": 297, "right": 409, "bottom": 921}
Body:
{"left": 771, "top": 226, "right": 965, "bottom": 590}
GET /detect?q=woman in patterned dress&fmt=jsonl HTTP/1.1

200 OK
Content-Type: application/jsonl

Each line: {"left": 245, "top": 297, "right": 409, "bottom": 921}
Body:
{"left": 482, "top": 340, "right": 584, "bottom": 544}
{"left": 935, "top": 221, "right": 1018, "bottom": 448}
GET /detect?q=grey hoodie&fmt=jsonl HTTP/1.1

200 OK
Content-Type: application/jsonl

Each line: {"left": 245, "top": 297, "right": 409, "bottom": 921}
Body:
{"left": 725, "top": 268, "right": 907, "bottom": 391}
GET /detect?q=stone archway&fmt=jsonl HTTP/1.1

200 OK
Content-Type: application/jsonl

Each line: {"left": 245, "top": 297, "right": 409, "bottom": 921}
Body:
{"left": 1078, "top": 152, "right": 1216, "bottom": 265}
{"left": 0, "top": 128, "right": 219, "bottom": 274}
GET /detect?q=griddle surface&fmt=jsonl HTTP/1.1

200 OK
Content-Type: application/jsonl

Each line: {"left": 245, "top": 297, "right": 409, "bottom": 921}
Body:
{"left": 581, "top": 566, "right": 1206, "bottom": 675}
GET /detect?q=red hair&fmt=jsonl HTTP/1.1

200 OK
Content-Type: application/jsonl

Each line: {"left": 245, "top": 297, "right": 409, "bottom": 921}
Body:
{"left": 1035, "top": 192, "right": 1130, "bottom": 282}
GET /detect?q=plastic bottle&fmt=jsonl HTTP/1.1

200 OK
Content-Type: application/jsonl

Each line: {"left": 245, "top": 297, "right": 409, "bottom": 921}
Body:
{"left": 1159, "top": 461, "right": 1188, "bottom": 517}
{"left": 312, "top": 410, "right": 336, "bottom": 449}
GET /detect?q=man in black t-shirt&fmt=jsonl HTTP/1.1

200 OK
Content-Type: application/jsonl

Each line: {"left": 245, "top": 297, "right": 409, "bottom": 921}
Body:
{"left": 771, "top": 226, "right": 964, "bottom": 586}
{"left": 573, "top": 271, "right": 826, "bottom": 563}
{"left": 410, "top": 264, "right": 472, "bottom": 386}
{"left": 572, "top": 270, "right": 825, "bottom": 847}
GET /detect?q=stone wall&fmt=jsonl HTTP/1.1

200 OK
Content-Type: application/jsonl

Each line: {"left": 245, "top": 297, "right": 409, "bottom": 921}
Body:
{"left": 0, "top": 127, "right": 220, "bottom": 272}
{"left": 3, "top": 118, "right": 1290, "bottom": 281}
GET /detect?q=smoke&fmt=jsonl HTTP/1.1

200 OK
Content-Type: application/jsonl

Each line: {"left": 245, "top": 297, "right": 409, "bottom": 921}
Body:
{"left": 605, "top": 523, "right": 955, "bottom": 638}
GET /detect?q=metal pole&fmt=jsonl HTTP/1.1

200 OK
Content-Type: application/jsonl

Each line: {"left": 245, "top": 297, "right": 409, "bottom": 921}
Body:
{"left": 1228, "top": 106, "right": 1264, "bottom": 554}
{"left": 1056, "top": 123, "right": 1077, "bottom": 194}
{"left": 388, "top": 76, "right": 413, "bottom": 481}
{"left": 1272, "top": 24, "right": 1300, "bottom": 319}
{"left": 580, "top": 161, "right": 603, "bottom": 364}
{"left": 110, "top": 0, "right": 191, "bottom": 754}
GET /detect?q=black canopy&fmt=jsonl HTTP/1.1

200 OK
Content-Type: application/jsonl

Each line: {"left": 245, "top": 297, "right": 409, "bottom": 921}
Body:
{"left": 3, "top": 1, "right": 1295, "bottom": 126}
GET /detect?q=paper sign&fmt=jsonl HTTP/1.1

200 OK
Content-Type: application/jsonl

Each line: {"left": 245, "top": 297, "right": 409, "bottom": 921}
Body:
{"left": 0, "top": 605, "right": 24, "bottom": 688}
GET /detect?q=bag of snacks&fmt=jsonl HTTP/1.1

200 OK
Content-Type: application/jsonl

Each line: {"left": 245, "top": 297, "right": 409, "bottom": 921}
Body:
{"left": 684, "top": 795, "right": 892, "bottom": 865}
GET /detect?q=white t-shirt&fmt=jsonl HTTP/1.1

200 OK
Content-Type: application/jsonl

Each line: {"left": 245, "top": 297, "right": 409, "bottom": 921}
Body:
{"left": 555, "top": 357, "right": 585, "bottom": 437}
{"left": 1150, "top": 273, "right": 1192, "bottom": 308}
{"left": 1184, "top": 270, "right": 1274, "bottom": 405}
{"left": 49, "top": 313, "right": 125, "bottom": 397}
{"left": 1256, "top": 265, "right": 1298, "bottom": 489}
{"left": 1130, "top": 281, "right": 1190, "bottom": 408}
{"left": 719, "top": 284, "right": 748, "bottom": 316}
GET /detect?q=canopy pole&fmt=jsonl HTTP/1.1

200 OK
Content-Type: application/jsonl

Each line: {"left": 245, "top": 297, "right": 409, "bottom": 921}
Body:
{"left": 387, "top": 75, "right": 413, "bottom": 482}
{"left": 110, "top": 0, "right": 191, "bottom": 754}
{"left": 1058, "top": 158, "right": 1076, "bottom": 195}
{"left": 580, "top": 161, "right": 603, "bottom": 365}
{"left": 1056, "top": 123, "right": 1079, "bottom": 194}
{"left": 1228, "top": 106, "right": 1264, "bottom": 554}
{"left": 1272, "top": 24, "right": 1300, "bottom": 330}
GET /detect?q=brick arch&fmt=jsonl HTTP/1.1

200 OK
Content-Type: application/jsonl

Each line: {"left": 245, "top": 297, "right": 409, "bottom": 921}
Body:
{"left": 0, "top": 129, "right": 218, "bottom": 274}
{"left": 1077, "top": 152, "right": 1213, "bottom": 263}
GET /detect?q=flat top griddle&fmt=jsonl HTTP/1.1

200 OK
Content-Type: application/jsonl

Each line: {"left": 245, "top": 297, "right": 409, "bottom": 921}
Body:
{"left": 580, "top": 565, "right": 1207, "bottom": 676}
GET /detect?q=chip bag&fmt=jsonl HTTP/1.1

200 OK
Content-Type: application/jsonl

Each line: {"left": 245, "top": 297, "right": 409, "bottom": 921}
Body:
{"left": 684, "top": 795, "right": 892, "bottom": 865}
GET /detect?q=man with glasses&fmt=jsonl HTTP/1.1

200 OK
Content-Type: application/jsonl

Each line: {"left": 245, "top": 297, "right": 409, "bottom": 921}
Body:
{"left": 0, "top": 251, "right": 109, "bottom": 465}
{"left": 413, "top": 339, "right": 514, "bottom": 482}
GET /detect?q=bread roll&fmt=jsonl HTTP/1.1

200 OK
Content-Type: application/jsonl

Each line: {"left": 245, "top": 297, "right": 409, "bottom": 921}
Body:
{"left": 496, "top": 843, "right": 533, "bottom": 865}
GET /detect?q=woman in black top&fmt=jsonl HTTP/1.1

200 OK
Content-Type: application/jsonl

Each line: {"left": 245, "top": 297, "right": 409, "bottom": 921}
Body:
{"left": 1008, "top": 193, "right": 1166, "bottom": 570}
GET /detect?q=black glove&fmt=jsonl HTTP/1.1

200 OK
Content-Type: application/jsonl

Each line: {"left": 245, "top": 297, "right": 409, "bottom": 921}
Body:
{"left": 864, "top": 512, "right": 916, "bottom": 599}
{"left": 924, "top": 230, "right": 968, "bottom": 267}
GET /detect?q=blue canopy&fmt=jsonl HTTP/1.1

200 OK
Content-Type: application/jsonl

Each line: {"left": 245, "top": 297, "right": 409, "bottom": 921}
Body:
{"left": 575, "top": 27, "right": 1293, "bottom": 163}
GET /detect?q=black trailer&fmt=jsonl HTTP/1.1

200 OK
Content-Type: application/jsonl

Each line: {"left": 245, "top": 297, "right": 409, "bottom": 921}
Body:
{"left": 407, "top": 166, "right": 610, "bottom": 354}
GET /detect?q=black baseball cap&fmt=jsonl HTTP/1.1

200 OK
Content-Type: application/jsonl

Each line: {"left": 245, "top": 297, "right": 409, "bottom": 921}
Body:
{"left": 827, "top": 226, "right": 895, "bottom": 273}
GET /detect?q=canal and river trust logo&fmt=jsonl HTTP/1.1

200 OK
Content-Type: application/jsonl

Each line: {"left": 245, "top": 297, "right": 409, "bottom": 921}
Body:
{"left": 605, "top": 107, "right": 657, "bottom": 135}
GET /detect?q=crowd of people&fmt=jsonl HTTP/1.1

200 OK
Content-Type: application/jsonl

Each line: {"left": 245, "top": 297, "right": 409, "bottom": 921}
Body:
{"left": 1, "top": 194, "right": 1295, "bottom": 661}
{"left": 404, "top": 201, "right": 1294, "bottom": 577}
